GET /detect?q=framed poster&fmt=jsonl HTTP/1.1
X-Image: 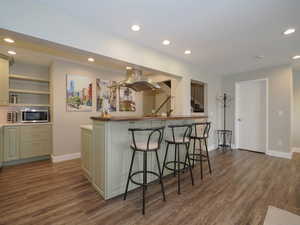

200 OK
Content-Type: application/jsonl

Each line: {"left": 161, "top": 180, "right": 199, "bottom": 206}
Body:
{"left": 66, "top": 74, "right": 92, "bottom": 112}
{"left": 96, "top": 79, "right": 117, "bottom": 112}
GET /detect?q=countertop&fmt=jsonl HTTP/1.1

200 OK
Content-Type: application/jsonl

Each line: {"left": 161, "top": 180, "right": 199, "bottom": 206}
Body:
{"left": 90, "top": 115, "right": 208, "bottom": 122}
{"left": 0, "top": 122, "right": 52, "bottom": 128}
{"left": 80, "top": 125, "right": 93, "bottom": 130}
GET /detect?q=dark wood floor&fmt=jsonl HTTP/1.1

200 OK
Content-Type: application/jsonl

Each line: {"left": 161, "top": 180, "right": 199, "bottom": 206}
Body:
{"left": 0, "top": 150, "right": 299, "bottom": 225}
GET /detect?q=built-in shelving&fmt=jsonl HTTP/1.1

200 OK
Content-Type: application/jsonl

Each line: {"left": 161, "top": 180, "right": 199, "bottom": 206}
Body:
{"left": 9, "top": 89, "right": 50, "bottom": 95}
{"left": 5, "top": 63, "right": 52, "bottom": 109}
{"left": 9, "top": 74, "right": 50, "bottom": 83}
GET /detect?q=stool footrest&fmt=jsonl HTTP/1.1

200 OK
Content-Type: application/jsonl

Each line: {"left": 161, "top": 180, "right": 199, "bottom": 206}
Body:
{"left": 129, "top": 170, "right": 160, "bottom": 187}
{"left": 189, "top": 153, "right": 209, "bottom": 162}
{"left": 164, "top": 161, "right": 190, "bottom": 173}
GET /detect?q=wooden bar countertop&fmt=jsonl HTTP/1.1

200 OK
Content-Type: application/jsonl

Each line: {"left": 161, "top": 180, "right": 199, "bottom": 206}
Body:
{"left": 90, "top": 115, "right": 208, "bottom": 122}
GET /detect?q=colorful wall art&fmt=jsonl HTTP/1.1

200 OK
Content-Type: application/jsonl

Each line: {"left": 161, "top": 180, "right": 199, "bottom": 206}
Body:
{"left": 66, "top": 74, "right": 93, "bottom": 112}
{"left": 96, "top": 79, "right": 117, "bottom": 112}
{"left": 119, "top": 87, "right": 136, "bottom": 112}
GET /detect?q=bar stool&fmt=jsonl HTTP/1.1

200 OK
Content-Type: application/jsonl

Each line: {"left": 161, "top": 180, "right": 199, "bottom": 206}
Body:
{"left": 123, "top": 126, "right": 166, "bottom": 215}
{"left": 188, "top": 122, "right": 212, "bottom": 179}
{"left": 162, "top": 124, "right": 194, "bottom": 194}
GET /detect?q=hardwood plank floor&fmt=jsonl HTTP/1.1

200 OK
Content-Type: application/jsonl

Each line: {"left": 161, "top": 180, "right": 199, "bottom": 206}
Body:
{"left": 0, "top": 150, "right": 299, "bottom": 225}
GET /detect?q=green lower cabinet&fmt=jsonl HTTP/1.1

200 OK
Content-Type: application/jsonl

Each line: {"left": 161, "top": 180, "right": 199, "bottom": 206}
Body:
{"left": 20, "top": 125, "right": 52, "bottom": 159}
{"left": 20, "top": 140, "right": 51, "bottom": 159}
{"left": 0, "top": 127, "right": 3, "bottom": 166}
{"left": 4, "top": 127, "right": 20, "bottom": 162}
{"left": 81, "top": 128, "right": 92, "bottom": 179}
{"left": 3, "top": 125, "right": 52, "bottom": 162}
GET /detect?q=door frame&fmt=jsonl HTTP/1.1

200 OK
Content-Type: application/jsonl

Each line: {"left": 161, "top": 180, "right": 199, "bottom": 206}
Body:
{"left": 234, "top": 78, "right": 269, "bottom": 152}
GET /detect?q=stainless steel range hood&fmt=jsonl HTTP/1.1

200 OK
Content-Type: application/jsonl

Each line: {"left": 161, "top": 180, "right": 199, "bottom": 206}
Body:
{"left": 119, "top": 68, "right": 160, "bottom": 92}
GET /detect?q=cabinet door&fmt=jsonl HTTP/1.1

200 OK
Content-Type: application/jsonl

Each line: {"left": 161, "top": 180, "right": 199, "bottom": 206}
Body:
{"left": 20, "top": 125, "right": 52, "bottom": 142}
{"left": 0, "top": 127, "right": 3, "bottom": 166}
{"left": 20, "top": 125, "right": 52, "bottom": 159}
{"left": 93, "top": 123, "right": 106, "bottom": 195}
{"left": 20, "top": 140, "right": 51, "bottom": 159}
{"left": 4, "top": 127, "right": 20, "bottom": 161}
{"left": 0, "top": 58, "right": 9, "bottom": 106}
{"left": 81, "top": 129, "right": 92, "bottom": 178}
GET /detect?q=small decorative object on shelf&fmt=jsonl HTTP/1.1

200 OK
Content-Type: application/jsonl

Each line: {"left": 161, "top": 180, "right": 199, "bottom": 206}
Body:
{"left": 216, "top": 93, "right": 233, "bottom": 151}
{"left": 9, "top": 94, "right": 18, "bottom": 104}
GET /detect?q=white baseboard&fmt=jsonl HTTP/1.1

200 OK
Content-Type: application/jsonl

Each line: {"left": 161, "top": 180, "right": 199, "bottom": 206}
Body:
{"left": 292, "top": 147, "right": 300, "bottom": 153}
{"left": 51, "top": 152, "right": 81, "bottom": 163}
{"left": 208, "top": 144, "right": 236, "bottom": 151}
{"left": 208, "top": 145, "right": 217, "bottom": 152}
{"left": 266, "top": 150, "right": 292, "bottom": 159}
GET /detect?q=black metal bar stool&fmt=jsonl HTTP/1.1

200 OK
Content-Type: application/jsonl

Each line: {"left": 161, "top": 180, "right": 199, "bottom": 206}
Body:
{"left": 188, "top": 122, "right": 212, "bottom": 179}
{"left": 123, "top": 126, "right": 166, "bottom": 215}
{"left": 162, "top": 124, "right": 194, "bottom": 194}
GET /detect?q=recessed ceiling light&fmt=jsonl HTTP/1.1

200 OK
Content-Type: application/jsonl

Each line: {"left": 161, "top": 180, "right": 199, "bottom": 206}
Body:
{"left": 283, "top": 28, "right": 296, "bottom": 35}
{"left": 4, "top": 38, "right": 15, "bottom": 43}
{"left": 162, "top": 40, "right": 170, "bottom": 45}
{"left": 293, "top": 55, "right": 300, "bottom": 60}
{"left": 7, "top": 50, "right": 16, "bottom": 55}
{"left": 88, "top": 57, "right": 95, "bottom": 62}
{"left": 184, "top": 50, "right": 192, "bottom": 55}
{"left": 131, "top": 25, "right": 140, "bottom": 31}
{"left": 126, "top": 66, "right": 132, "bottom": 70}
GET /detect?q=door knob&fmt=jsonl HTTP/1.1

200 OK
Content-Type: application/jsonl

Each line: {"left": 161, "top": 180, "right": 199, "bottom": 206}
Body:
{"left": 237, "top": 118, "right": 242, "bottom": 122}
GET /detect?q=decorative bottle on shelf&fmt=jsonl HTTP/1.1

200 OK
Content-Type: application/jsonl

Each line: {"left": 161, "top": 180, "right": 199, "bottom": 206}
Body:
{"left": 9, "top": 94, "right": 18, "bottom": 104}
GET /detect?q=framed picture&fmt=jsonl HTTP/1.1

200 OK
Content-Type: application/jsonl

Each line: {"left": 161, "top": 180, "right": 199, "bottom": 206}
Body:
{"left": 119, "top": 87, "right": 136, "bottom": 112}
{"left": 66, "top": 74, "right": 93, "bottom": 112}
{"left": 96, "top": 79, "right": 117, "bottom": 112}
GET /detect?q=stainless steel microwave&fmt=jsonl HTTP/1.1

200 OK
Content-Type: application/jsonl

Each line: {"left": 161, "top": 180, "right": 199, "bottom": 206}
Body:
{"left": 20, "top": 109, "right": 49, "bottom": 123}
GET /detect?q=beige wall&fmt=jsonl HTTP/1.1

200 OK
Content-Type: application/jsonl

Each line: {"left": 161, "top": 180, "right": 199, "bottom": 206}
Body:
{"left": 51, "top": 60, "right": 144, "bottom": 156}
{"left": 222, "top": 65, "right": 293, "bottom": 153}
{"left": 292, "top": 70, "right": 300, "bottom": 148}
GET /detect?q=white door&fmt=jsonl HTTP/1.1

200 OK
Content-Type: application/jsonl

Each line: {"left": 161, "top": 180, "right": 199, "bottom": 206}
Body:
{"left": 235, "top": 79, "right": 267, "bottom": 153}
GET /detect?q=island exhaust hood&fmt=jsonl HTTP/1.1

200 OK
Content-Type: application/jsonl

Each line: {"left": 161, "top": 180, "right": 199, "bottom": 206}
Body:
{"left": 117, "top": 68, "right": 160, "bottom": 92}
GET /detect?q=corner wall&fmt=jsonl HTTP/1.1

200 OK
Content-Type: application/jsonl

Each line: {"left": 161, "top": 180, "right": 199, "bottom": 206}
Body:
{"left": 292, "top": 70, "right": 300, "bottom": 150}
{"left": 50, "top": 60, "right": 143, "bottom": 156}
{"left": 222, "top": 65, "right": 293, "bottom": 153}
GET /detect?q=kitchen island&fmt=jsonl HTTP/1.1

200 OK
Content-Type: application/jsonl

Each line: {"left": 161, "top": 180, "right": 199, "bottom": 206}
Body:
{"left": 84, "top": 115, "right": 207, "bottom": 200}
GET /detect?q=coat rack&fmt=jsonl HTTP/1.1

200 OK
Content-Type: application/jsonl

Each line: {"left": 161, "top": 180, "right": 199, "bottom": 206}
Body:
{"left": 216, "top": 93, "right": 233, "bottom": 151}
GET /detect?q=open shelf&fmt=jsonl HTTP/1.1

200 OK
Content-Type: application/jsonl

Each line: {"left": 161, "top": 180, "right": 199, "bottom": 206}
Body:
{"left": 9, "top": 74, "right": 50, "bottom": 83}
{"left": 8, "top": 103, "right": 51, "bottom": 107}
{"left": 9, "top": 89, "right": 50, "bottom": 95}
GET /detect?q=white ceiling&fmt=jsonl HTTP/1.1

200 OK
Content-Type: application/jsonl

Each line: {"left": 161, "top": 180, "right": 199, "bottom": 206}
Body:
{"left": 0, "top": 31, "right": 164, "bottom": 76}
{"left": 25, "top": 0, "right": 300, "bottom": 75}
